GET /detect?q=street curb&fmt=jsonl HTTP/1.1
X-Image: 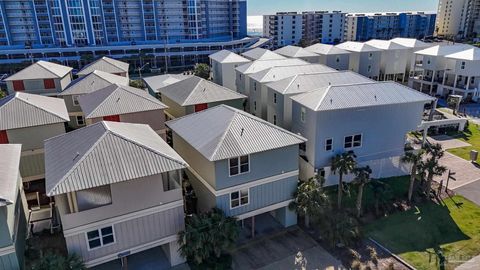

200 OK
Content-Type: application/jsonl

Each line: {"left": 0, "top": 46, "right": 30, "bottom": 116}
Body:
{"left": 368, "top": 237, "right": 417, "bottom": 270}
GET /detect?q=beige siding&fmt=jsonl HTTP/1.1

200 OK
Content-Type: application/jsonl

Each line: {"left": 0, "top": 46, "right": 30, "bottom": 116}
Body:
{"left": 7, "top": 123, "right": 65, "bottom": 151}
{"left": 63, "top": 95, "right": 82, "bottom": 113}
{"left": 19, "top": 153, "right": 45, "bottom": 180}
{"left": 161, "top": 96, "right": 186, "bottom": 119}
{"left": 185, "top": 170, "right": 216, "bottom": 213}
{"left": 59, "top": 75, "right": 72, "bottom": 91}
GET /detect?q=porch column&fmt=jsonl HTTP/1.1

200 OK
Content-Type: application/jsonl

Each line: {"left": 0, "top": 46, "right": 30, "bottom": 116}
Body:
{"left": 275, "top": 206, "right": 298, "bottom": 228}
{"left": 453, "top": 74, "right": 459, "bottom": 88}
{"left": 466, "top": 76, "right": 471, "bottom": 91}
{"left": 430, "top": 70, "right": 436, "bottom": 95}
{"left": 162, "top": 241, "right": 186, "bottom": 267}
{"left": 422, "top": 127, "right": 428, "bottom": 146}
{"left": 429, "top": 99, "right": 438, "bottom": 121}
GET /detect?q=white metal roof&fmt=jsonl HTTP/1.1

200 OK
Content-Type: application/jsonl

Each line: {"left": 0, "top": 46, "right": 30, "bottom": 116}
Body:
{"left": 143, "top": 74, "right": 192, "bottom": 93}
{"left": 365, "top": 39, "right": 408, "bottom": 50}
{"left": 0, "top": 144, "right": 21, "bottom": 206}
{"left": 305, "top": 43, "right": 351, "bottom": 55}
{"left": 77, "top": 56, "right": 129, "bottom": 76}
{"left": 78, "top": 84, "right": 168, "bottom": 119}
{"left": 59, "top": 70, "right": 129, "bottom": 96}
{"left": 249, "top": 64, "right": 336, "bottom": 83}
{"left": 267, "top": 71, "right": 373, "bottom": 95}
{"left": 291, "top": 82, "right": 434, "bottom": 111}
{"left": 166, "top": 105, "right": 306, "bottom": 161}
{"left": 209, "top": 50, "right": 251, "bottom": 63}
{"left": 45, "top": 121, "right": 188, "bottom": 196}
{"left": 0, "top": 92, "right": 69, "bottom": 130}
{"left": 335, "top": 41, "right": 382, "bottom": 52}
{"left": 414, "top": 44, "right": 474, "bottom": 56}
{"left": 235, "top": 58, "right": 308, "bottom": 74}
{"left": 158, "top": 76, "right": 246, "bottom": 106}
{"left": 241, "top": 48, "right": 287, "bottom": 61}
{"left": 5, "top": 60, "right": 73, "bottom": 81}
{"left": 445, "top": 48, "right": 480, "bottom": 61}
{"left": 274, "top": 45, "right": 319, "bottom": 58}
{"left": 390, "top": 38, "right": 431, "bottom": 49}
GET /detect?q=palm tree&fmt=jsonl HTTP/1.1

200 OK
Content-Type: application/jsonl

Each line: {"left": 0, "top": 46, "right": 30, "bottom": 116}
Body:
{"left": 422, "top": 143, "right": 447, "bottom": 197}
{"left": 331, "top": 151, "right": 357, "bottom": 209}
{"left": 401, "top": 149, "right": 425, "bottom": 202}
{"left": 32, "top": 252, "right": 85, "bottom": 270}
{"left": 178, "top": 208, "right": 239, "bottom": 266}
{"left": 370, "top": 179, "right": 390, "bottom": 217}
{"left": 352, "top": 166, "right": 372, "bottom": 218}
{"left": 193, "top": 63, "right": 210, "bottom": 80}
{"left": 289, "top": 175, "right": 329, "bottom": 227}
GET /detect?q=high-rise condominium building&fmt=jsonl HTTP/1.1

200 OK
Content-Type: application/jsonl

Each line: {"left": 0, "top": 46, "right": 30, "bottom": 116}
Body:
{"left": 435, "top": 0, "right": 480, "bottom": 39}
{"left": 345, "top": 12, "right": 437, "bottom": 42}
{"left": 263, "top": 11, "right": 346, "bottom": 48}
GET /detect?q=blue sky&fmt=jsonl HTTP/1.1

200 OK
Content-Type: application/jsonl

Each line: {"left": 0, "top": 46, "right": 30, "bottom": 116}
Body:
{"left": 248, "top": 0, "right": 438, "bottom": 16}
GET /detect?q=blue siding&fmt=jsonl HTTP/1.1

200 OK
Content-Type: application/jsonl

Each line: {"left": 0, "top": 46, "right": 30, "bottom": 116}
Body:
{"left": 0, "top": 252, "right": 20, "bottom": 270}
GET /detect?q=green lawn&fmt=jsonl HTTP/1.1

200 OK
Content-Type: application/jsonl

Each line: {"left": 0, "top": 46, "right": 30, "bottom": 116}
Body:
{"left": 365, "top": 195, "right": 480, "bottom": 270}
{"left": 447, "top": 123, "right": 480, "bottom": 161}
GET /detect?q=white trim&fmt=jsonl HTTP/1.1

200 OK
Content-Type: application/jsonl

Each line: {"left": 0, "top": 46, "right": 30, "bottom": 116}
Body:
{"left": 63, "top": 199, "right": 183, "bottom": 237}
{"left": 228, "top": 155, "right": 250, "bottom": 177}
{"left": 325, "top": 138, "right": 333, "bottom": 151}
{"left": 85, "top": 225, "right": 116, "bottom": 251}
{"left": 236, "top": 199, "right": 293, "bottom": 220}
{"left": 187, "top": 167, "right": 299, "bottom": 197}
{"left": 155, "top": 128, "right": 167, "bottom": 135}
{"left": 72, "top": 95, "right": 80, "bottom": 106}
{"left": 84, "top": 234, "right": 178, "bottom": 268}
{"left": 344, "top": 133, "right": 362, "bottom": 150}
{"left": 69, "top": 111, "right": 84, "bottom": 117}
{"left": 229, "top": 188, "right": 249, "bottom": 209}
{"left": 76, "top": 115, "right": 85, "bottom": 126}
{"left": 0, "top": 245, "right": 15, "bottom": 256}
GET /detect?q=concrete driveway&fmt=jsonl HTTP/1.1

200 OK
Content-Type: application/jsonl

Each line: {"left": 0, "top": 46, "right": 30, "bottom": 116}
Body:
{"left": 435, "top": 152, "right": 480, "bottom": 190}
{"left": 232, "top": 227, "right": 345, "bottom": 270}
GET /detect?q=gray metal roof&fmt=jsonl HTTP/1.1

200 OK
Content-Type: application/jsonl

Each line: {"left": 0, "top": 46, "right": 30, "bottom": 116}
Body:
{"left": 45, "top": 121, "right": 188, "bottom": 196}
{"left": 0, "top": 92, "right": 69, "bottom": 130}
{"left": 166, "top": 105, "right": 306, "bottom": 161}
{"left": 336, "top": 41, "right": 382, "bottom": 52}
{"left": 267, "top": 71, "right": 373, "bottom": 95}
{"left": 77, "top": 56, "right": 129, "bottom": 76}
{"left": 59, "top": 70, "right": 129, "bottom": 96}
{"left": 78, "top": 84, "right": 168, "bottom": 119}
{"left": 241, "top": 48, "right": 287, "bottom": 61}
{"left": 291, "top": 82, "right": 435, "bottom": 111}
{"left": 235, "top": 58, "right": 308, "bottom": 74}
{"left": 390, "top": 38, "right": 431, "bottom": 49}
{"left": 365, "top": 39, "right": 408, "bottom": 50}
{"left": 143, "top": 74, "right": 193, "bottom": 93}
{"left": 158, "top": 76, "right": 246, "bottom": 106}
{"left": 5, "top": 60, "right": 73, "bottom": 81}
{"left": 274, "top": 45, "right": 319, "bottom": 58}
{"left": 414, "top": 44, "right": 474, "bottom": 56}
{"left": 446, "top": 48, "right": 480, "bottom": 61}
{"left": 0, "top": 144, "right": 21, "bottom": 206}
{"left": 305, "top": 43, "right": 351, "bottom": 55}
{"left": 209, "top": 50, "right": 251, "bottom": 63}
{"left": 249, "top": 64, "right": 336, "bottom": 83}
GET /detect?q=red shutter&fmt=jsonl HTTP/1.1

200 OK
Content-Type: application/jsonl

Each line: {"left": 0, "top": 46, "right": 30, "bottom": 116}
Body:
{"left": 0, "top": 130, "right": 8, "bottom": 144}
{"left": 43, "top": 79, "right": 55, "bottom": 89}
{"left": 103, "top": 115, "right": 120, "bottom": 122}
{"left": 194, "top": 103, "right": 208, "bottom": 112}
{"left": 12, "top": 80, "right": 25, "bottom": 91}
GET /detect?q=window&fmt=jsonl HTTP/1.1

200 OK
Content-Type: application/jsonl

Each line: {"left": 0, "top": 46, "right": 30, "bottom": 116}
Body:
{"left": 76, "top": 115, "right": 85, "bottom": 126}
{"left": 336, "top": 56, "right": 340, "bottom": 63}
{"left": 43, "top": 79, "right": 55, "bottom": 89}
{"left": 273, "top": 114, "right": 277, "bottom": 125}
{"left": 368, "top": 53, "right": 373, "bottom": 60}
{"left": 367, "top": 65, "right": 372, "bottom": 73}
{"left": 254, "top": 82, "right": 257, "bottom": 91}
{"left": 325, "top": 138, "right": 333, "bottom": 151}
{"left": 12, "top": 80, "right": 24, "bottom": 91}
{"left": 254, "top": 101, "right": 257, "bottom": 111}
{"left": 344, "top": 134, "right": 362, "bottom": 149}
{"left": 273, "top": 93, "right": 277, "bottom": 104}
{"left": 0, "top": 130, "right": 8, "bottom": 144}
{"left": 72, "top": 95, "right": 80, "bottom": 106}
{"left": 229, "top": 155, "right": 249, "bottom": 176}
{"left": 300, "top": 107, "right": 306, "bottom": 123}
{"left": 461, "top": 61, "right": 466, "bottom": 70}
{"left": 86, "top": 226, "right": 115, "bottom": 250}
{"left": 230, "top": 189, "right": 249, "bottom": 208}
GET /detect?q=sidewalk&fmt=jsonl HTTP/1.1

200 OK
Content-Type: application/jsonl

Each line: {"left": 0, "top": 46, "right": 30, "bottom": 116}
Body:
{"left": 456, "top": 254, "right": 480, "bottom": 270}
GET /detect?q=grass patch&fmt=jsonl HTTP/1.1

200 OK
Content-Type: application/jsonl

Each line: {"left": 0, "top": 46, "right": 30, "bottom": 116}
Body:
{"left": 365, "top": 195, "right": 480, "bottom": 270}
{"left": 446, "top": 123, "right": 480, "bottom": 161}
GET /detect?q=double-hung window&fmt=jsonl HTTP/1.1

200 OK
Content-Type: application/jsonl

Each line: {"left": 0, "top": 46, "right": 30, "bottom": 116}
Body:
{"left": 273, "top": 93, "right": 277, "bottom": 104}
{"left": 325, "top": 138, "right": 333, "bottom": 151}
{"left": 86, "top": 226, "right": 115, "bottom": 250}
{"left": 344, "top": 134, "right": 362, "bottom": 149}
{"left": 229, "top": 155, "right": 249, "bottom": 176}
{"left": 300, "top": 107, "right": 306, "bottom": 123}
{"left": 76, "top": 115, "right": 85, "bottom": 126}
{"left": 72, "top": 95, "right": 80, "bottom": 106}
{"left": 230, "top": 189, "right": 249, "bottom": 208}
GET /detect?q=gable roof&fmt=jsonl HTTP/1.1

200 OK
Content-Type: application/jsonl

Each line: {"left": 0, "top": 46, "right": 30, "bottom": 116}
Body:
{"left": 291, "top": 82, "right": 434, "bottom": 111}
{"left": 445, "top": 48, "right": 480, "bottom": 61}
{"left": 267, "top": 71, "right": 373, "bottom": 95}
{"left": 0, "top": 144, "right": 21, "bottom": 206}
{"left": 249, "top": 64, "right": 336, "bottom": 83}
{"left": 365, "top": 39, "right": 408, "bottom": 50}
{"left": 5, "top": 61, "right": 72, "bottom": 81}
{"left": 274, "top": 45, "right": 319, "bottom": 58}
{"left": 59, "top": 70, "right": 129, "bottom": 96}
{"left": 209, "top": 50, "right": 251, "bottom": 63}
{"left": 166, "top": 105, "right": 306, "bottom": 161}
{"left": 235, "top": 58, "right": 308, "bottom": 74}
{"left": 390, "top": 38, "right": 431, "bottom": 48}
{"left": 305, "top": 43, "right": 351, "bottom": 55}
{"left": 158, "top": 76, "right": 246, "bottom": 106}
{"left": 143, "top": 74, "right": 192, "bottom": 93}
{"left": 77, "top": 56, "right": 129, "bottom": 76}
{"left": 414, "top": 44, "right": 474, "bottom": 56}
{"left": 0, "top": 92, "right": 69, "bottom": 130}
{"left": 241, "top": 48, "right": 287, "bottom": 61}
{"left": 45, "top": 121, "right": 188, "bottom": 196}
{"left": 78, "top": 84, "right": 168, "bottom": 119}
{"left": 335, "top": 41, "right": 382, "bottom": 52}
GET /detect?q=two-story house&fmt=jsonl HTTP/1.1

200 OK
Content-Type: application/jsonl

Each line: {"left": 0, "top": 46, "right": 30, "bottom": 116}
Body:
{"left": 365, "top": 39, "right": 410, "bottom": 81}
{"left": 290, "top": 82, "right": 434, "bottom": 185}
{"left": 4, "top": 61, "right": 73, "bottom": 96}
{"left": 305, "top": 43, "right": 351, "bottom": 71}
{"left": 44, "top": 121, "right": 188, "bottom": 268}
{"left": 0, "top": 92, "right": 68, "bottom": 208}
{"left": 209, "top": 50, "right": 251, "bottom": 91}
{"left": 58, "top": 70, "right": 129, "bottom": 129}
{"left": 441, "top": 47, "right": 480, "bottom": 101}
{"left": 0, "top": 144, "right": 28, "bottom": 270}
{"left": 274, "top": 45, "right": 320, "bottom": 63}
{"left": 77, "top": 57, "right": 130, "bottom": 79}
{"left": 143, "top": 74, "right": 192, "bottom": 98}
{"left": 167, "top": 105, "right": 306, "bottom": 238}
{"left": 265, "top": 71, "right": 372, "bottom": 129}
{"left": 335, "top": 41, "right": 382, "bottom": 80}
{"left": 157, "top": 76, "right": 247, "bottom": 119}
{"left": 390, "top": 38, "right": 432, "bottom": 79}
{"left": 78, "top": 84, "right": 169, "bottom": 138}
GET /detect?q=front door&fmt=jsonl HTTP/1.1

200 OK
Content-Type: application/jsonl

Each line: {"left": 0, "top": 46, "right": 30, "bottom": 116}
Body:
{"left": 103, "top": 115, "right": 120, "bottom": 122}
{"left": 194, "top": 103, "right": 208, "bottom": 112}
